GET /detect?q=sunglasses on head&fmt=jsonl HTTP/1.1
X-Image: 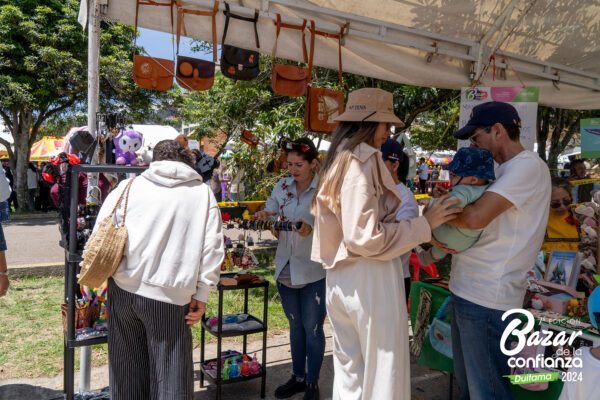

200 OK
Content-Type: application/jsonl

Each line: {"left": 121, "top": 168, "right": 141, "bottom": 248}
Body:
{"left": 280, "top": 138, "right": 310, "bottom": 153}
{"left": 550, "top": 198, "right": 571, "bottom": 208}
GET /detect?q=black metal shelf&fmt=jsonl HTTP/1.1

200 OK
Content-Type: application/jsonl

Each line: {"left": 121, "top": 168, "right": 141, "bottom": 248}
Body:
{"left": 199, "top": 362, "right": 265, "bottom": 385}
{"left": 200, "top": 273, "right": 269, "bottom": 399}
{"left": 65, "top": 333, "right": 108, "bottom": 348}
{"left": 201, "top": 314, "right": 266, "bottom": 338}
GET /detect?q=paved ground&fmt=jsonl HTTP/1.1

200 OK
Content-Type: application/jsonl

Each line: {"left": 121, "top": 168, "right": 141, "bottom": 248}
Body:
{"left": 4, "top": 217, "right": 64, "bottom": 267}
{"left": 0, "top": 324, "right": 458, "bottom": 400}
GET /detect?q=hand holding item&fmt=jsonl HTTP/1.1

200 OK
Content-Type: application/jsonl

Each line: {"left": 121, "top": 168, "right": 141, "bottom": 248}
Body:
{"left": 254, "top": 211, "right": 278, "bottom": 221}
{"left": 423, "top": 194, "right": 462, "bottom": 230}
{"left": 294, "top": 219, "right": 312, "bottom": 237}
{"left": 185, "top": 298, "right": 207, "bottom": 327}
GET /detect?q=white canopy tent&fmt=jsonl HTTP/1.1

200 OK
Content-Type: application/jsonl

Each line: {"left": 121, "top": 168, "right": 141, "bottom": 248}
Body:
{"left": 81, "top": 0, "right": 600, "bottom": 110}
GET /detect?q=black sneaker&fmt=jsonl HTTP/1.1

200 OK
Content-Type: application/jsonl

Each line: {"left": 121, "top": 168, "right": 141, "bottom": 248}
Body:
{"left": 275, "top": 375, "right": 306, "bottom": 399}
{"left": 303, "top": 383, "right": 320, "bottom": 400}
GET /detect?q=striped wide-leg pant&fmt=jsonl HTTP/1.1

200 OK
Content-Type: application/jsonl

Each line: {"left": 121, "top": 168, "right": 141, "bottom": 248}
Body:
{"left": 107, "top": 279, "right": 193, "bottom": 400}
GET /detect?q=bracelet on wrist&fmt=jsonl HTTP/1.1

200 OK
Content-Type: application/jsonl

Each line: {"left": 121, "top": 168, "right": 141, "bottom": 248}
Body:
{"left": 0, "top": 271, "right": 7, "bottom": 276}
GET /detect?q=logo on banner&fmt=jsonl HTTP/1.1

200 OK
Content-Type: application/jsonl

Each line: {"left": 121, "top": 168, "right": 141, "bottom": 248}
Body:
{"left": 500, "top": 309, "right": 585, "bottom": 384}
{"left": 465, "top": 88, "right": 488, "bottom": 101}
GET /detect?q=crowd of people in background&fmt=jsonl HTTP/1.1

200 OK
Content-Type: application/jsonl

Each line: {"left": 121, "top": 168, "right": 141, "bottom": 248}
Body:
{"left": 2, "top": 162, "right": 57, "bottom": 212}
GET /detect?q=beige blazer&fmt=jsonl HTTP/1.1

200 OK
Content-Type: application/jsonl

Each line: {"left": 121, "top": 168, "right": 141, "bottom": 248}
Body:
{"left": 311, "top": 142, "right": 431, "bottom": 269}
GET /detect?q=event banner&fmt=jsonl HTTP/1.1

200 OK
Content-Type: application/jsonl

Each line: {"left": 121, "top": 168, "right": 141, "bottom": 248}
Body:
{"left": 458, "top": 87, "right": 539, "bottom": 151}
{"left": 581, "top": 118, "right": 600, "bottom": 158}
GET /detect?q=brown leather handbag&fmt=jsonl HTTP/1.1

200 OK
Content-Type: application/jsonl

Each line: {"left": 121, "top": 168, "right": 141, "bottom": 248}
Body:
{"left": 240, "top": 128, "right": 260, "bottom": 148}
{"left": 132, "top": 0, "right": 175, "bottom": 91}
{"left": 175, "top": 0, "right": 219, "bottom": 91}
{"left": 271, "top": 15, "right": 310, "bottom": 97}
{"left": 304, "top": 22, "right": 346, "bottom": 133}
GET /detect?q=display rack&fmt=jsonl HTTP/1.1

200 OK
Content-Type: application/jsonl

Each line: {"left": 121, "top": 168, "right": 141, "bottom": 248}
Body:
{"left": 62, "top": 164, "right": 147, "bottom": 400}
{"left": 199, "top": 272, "right": 269, "bottom": 399}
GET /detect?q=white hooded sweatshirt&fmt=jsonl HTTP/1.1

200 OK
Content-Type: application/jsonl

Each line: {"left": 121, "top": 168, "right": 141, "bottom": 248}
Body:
{"left": 95, "top": 160, "right": 224, "bottom": 305}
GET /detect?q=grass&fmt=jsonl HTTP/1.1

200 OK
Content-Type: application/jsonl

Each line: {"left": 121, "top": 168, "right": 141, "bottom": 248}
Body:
{"left": 0, "top": 262, "right": 286, "bottom": 380}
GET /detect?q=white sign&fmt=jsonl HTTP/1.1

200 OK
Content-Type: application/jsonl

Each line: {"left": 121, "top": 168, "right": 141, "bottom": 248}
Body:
{"left": 458, "top": 87, "right": 539, "bottom": 151}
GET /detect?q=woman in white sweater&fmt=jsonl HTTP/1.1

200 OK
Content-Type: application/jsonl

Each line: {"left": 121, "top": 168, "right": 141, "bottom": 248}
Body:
{"left": 97, "top": 140, "right": 224, "bottom": 400}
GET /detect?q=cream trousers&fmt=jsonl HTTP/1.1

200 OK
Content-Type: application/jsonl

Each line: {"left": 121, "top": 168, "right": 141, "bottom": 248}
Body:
{"left": 326, "top": 257, "right": 410, "bottom": 400}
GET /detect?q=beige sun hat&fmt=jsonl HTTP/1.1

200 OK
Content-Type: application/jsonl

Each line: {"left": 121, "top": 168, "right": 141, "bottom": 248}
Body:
{"left": 334, "top": 88, "right": 405, "bottom": 127}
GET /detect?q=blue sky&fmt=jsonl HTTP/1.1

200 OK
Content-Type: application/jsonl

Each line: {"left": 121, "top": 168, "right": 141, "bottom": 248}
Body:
{"left": 137, "top": 28, "right": 218, "bottom": 60}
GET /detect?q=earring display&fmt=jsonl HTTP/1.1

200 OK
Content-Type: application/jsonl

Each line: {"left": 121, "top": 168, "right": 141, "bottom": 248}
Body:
{"left": 239, "top": 219, "right": 302, "bottom": 231}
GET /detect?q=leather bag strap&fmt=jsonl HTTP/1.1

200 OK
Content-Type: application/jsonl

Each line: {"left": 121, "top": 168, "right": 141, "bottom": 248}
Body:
{"left": 272, "top": 14, "right": 308, "bottom": 63}
{"left": 307, "top": 21, "right": 344, "bottom": 88}
{"left": 134, "top": 0, "right": 175, "bottom": 60}
{"left": 176, "top": 0, "right": 219, "bottom": 62}
{"left": 222, "top": 2, "right": 260, "bottom": 48}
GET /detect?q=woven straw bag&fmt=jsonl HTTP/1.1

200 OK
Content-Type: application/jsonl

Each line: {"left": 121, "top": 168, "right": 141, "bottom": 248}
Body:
{"left": 78, "top": 178, "right": 135, "bottom": 288}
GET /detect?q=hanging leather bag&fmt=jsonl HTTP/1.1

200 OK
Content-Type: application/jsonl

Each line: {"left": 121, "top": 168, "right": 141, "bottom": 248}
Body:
{"left": 271, "top": 15, "right": 310, "bottom": 97}
{"left": 240, "top": 127, "right": 260, "bottom": 148}
{"left": 220, "top": 3, "right": 260, "bottom": 81}
{"left": 304, "top": 21, "right": 345, "bottom": 133}
{"left": 175, "top": 0, "right": 219, "bottom": 91}
{"left": 132, "top": 0, "right": 175, "bottom": 91}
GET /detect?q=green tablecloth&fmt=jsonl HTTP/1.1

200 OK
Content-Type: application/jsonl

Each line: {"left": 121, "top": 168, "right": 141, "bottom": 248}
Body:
{"left": 409, "top": 281, "right": 565, "bottom": 399}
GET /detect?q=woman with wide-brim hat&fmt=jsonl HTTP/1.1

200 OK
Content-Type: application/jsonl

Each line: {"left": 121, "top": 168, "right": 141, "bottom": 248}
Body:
{"left": 311, "top": 88, "right": 461, "bottom": 399}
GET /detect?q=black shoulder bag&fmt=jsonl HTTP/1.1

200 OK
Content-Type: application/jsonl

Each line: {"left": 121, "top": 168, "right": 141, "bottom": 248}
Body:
{"left": 220, "top": 2, "right": 260, "bottom": 80}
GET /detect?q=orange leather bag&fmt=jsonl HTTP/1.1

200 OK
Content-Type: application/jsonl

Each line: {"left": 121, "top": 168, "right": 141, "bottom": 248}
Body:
{"left": 132, "top": 0, "right": 175, "bottom": 91}
{"left": 175, "top": 0, "right": 219, "bottom": 91}
{"left": 304, "top": 22, "right": 345, "bottom": 133}
{"left": 271, "top": 15, "right": 310, "bottom": 97}
{"left": 240, "top": 128, "right": 260, "bottom": 148}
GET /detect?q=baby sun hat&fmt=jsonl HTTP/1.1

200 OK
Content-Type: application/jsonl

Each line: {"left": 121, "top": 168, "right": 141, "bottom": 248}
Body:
{"left": 447, "top": 147, "right": 495, "bottom": 181}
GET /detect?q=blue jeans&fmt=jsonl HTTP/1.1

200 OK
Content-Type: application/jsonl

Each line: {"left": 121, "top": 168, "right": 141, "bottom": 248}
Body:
{"left": 451, "top": 294, "right": 513, "bottom": 400}
{"left": 277, "top": 278, "right": 326, "bottom": 385}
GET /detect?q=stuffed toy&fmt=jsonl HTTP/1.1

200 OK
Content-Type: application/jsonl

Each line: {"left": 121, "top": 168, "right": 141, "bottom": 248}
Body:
{"left": 113, "top": 130, "right": 143, "bottom": 165}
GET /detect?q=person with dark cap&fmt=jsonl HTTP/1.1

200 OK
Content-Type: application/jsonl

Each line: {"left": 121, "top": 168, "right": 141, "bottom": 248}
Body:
{"left": 435, "top": 101, "right": 551, "bottom": 400}
{"left": 381, "top": 138, "right": 418, "bottom": 303}
{"left": 417, "top": 147, "right": 495, "bottom": 264}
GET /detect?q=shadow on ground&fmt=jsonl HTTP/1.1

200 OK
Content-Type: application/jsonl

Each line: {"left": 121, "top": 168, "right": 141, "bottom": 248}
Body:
{"left": 0, "top": 384, "right": 63, "bottom": 400}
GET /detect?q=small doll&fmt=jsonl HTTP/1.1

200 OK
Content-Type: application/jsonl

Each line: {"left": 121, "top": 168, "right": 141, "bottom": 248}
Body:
{"left": 114, "top": 130, "right": 143, "bottom": 165}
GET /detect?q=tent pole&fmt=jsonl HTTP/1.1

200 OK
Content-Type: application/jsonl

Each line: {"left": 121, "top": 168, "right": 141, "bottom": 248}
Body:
{"left": 86, "top": 0, "right": 101, "bottom": 205}
{"left": 80, "top": 1, "right": 100, "bottom": 393}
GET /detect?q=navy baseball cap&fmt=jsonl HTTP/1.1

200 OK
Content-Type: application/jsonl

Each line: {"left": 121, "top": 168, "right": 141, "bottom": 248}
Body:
{"left": 381, "top": 138, "right": 403, "bottom": 162}
{"left": 447, "top": 147, "right": 495, "bottom": 181}
{"left": 454, "top": 101, "right": 522, "bottom": 140}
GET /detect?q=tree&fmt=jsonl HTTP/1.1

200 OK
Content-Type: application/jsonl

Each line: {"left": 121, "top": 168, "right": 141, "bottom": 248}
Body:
{"left": 0, "top": 0, "right": 179, "bottom": 210}
{"left": 536, "top": 107, "right": 600, "bottom": 175}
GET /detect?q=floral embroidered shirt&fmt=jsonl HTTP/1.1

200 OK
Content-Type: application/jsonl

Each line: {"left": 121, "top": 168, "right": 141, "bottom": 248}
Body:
{"left": 264, "top": 175, "right": 325, "bottom": 285}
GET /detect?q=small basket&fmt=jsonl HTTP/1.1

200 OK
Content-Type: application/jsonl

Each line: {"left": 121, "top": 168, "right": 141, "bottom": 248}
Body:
{"left": 61, "top": 302, "right": 101, "bottom": 331}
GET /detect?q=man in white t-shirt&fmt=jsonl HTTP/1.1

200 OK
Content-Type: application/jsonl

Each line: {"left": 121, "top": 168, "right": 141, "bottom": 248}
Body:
{"left": 435, "top": 102, "right": 551, "bottom": 399}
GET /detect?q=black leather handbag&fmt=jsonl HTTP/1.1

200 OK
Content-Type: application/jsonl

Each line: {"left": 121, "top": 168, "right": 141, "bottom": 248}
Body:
{"left": 220, "top": 3, "right": 260, "bottom": 81}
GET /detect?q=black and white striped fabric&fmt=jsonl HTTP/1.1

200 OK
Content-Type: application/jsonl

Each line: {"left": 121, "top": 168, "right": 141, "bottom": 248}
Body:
{"left": 107, "top": 278, "right": 193, "bottom": 400}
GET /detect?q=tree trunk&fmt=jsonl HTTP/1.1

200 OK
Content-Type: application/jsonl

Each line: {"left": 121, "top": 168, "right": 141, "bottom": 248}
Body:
{"left": 12, "top": 112, "right": 33, "bottom": 212}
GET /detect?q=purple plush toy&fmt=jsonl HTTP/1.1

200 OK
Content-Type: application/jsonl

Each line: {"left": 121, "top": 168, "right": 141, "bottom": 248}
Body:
{"left": 114, "top": 130, "right": 143, "bottom": 165}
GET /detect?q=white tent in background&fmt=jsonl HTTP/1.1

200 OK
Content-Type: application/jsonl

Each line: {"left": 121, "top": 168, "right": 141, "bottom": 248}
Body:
{"left": 131, "top": 124, "right": 180, "bottom": 163}
{"left": 80, "top": 0, "right": 600, "bottom": 109}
